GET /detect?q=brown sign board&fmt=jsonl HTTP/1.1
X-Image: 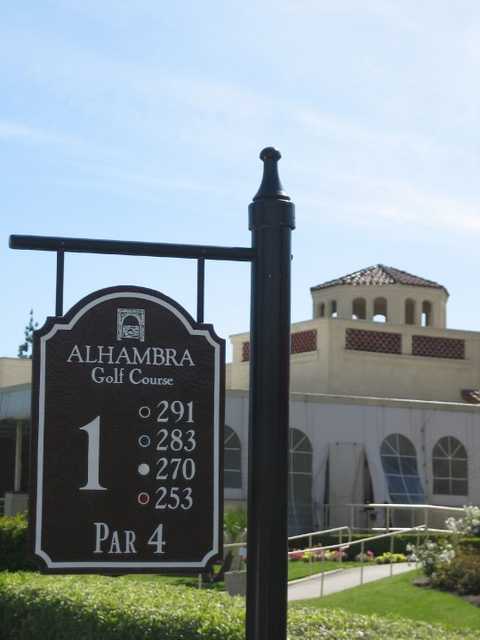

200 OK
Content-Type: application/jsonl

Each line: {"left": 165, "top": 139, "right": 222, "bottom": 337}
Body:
{"left": 30, "top": 286, "right": 224, "bottom": 573}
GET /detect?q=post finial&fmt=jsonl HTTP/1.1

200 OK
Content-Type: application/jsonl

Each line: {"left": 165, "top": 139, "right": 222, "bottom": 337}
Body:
{"left": 253, "top": 147, "right": 290, "bottom": 201}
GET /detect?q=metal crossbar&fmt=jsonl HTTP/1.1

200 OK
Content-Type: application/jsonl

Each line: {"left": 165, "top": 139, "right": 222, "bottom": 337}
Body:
{"left": 9, "top": 234, "right": 255, "bottom": 321}
{"left": 9, "top": 235, "right": 255, "bottom": 261}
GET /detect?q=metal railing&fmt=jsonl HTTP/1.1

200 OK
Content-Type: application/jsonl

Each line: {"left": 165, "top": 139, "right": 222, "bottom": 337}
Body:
{"left": 209, "top": 525, "right": 352, "bottom": 589}
{"left": 204, "top": 505, "right": 462, "bottom": 592}
{"left": 224, "top": 524, "right": 352, "bottom": 553}
{"left": 365, "top": 503, "right": 464, "bottom": 533}
{"left": 222, "top": 524, "right": 439, "bottom": 596}
{"left": 290, "top": 523, "right": 457, "bottom": 597}
{"left": 295, "top": 524, "right": 435, "bottom": 597}
{"left": 318, "top": 502, "right": 465, "bottom": 532}
{"left": 288, "top": 525, "right": 352, "bottom": 547}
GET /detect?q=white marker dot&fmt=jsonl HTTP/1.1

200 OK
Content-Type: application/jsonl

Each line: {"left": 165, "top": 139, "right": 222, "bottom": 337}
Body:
{"left": 137, "top": 492, "right": 150, "bottom": 506}
{"left": 138, "top": 406, "right": 151, "bottom": 419}
{"left": 138, "top": 463, "right": 150, "bottom": 476}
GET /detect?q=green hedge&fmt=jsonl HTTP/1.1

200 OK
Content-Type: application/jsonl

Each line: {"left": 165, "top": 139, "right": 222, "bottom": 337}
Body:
{"left": 0, "top": 572, "right": 477, "bottom": 640}
{"left": 0, "top": 514, "right": 35, "bottom": 571}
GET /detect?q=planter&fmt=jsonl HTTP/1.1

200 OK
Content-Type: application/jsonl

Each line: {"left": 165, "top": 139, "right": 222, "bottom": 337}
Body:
{"left": 4, "top": 492, "right": 28, "bottom": 516}
{"left": 225, "top": 570, "right": 246, "bottom": 596}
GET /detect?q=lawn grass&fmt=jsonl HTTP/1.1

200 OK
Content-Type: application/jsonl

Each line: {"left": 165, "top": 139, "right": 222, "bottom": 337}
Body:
{"left": 287, "top": 560, "right": 359, "bottom": 581}
{"left": 125, "top": 560, "right": 358, "bottom": 589}
{"left": 291, "top": 569, "right": 480, "bottom": 632}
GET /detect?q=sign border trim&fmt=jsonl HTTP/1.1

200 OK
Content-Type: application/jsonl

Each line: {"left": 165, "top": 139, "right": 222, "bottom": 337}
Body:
{"left": 34, "top": 288, "right": 222, "bottom": 570}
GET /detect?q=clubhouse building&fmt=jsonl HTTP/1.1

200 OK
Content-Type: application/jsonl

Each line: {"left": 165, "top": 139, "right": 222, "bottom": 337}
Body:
{"left": 2, "top": 265, "right": 479, "bottom": 533}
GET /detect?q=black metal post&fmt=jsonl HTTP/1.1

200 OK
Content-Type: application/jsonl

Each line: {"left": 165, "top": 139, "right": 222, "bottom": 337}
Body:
{"left": 247, "top": 148, "right": 295, "bottom": 640}
{"left": 197, "top": 258, "right": 205, "bottom": 323}
{"left": 55, "top": 250, "right": 64, "bottom": 316}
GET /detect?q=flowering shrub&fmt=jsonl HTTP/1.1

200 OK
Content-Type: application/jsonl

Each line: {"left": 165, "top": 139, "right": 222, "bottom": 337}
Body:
{"left": 302, "top": 551, "right": 314, "bottom": 562}
{"left": 355, "top": 550, "right": 375, "bottom": 562}
{"left": 324, "top": 548, "right": 348, "bottom": 561}
{"left": 445, "top": 506, "right": 480, "bottom": 537}
{"left": 411, "top": 506, "right": 480, "bottom": 592}
{"left": 375, "top": 552, "right": 407, "bottom": 565}
{"left": 289, "top": 547, "right": 349, "bottom": 562}
{"left": 408, "top": 539, "right": 455, "bottom": 577}
{"left": 431, "top": 552, "right": 480, "bottom": 595}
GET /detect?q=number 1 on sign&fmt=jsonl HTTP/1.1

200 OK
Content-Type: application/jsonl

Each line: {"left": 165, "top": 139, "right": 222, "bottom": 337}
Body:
{"left": 79, "top": 416, "right": 107, "bottom": 491}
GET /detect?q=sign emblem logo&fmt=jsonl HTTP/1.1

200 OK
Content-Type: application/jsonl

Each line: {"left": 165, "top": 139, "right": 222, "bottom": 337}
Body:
{"left": 117, "top": 308, "right": 145, "bottom": 341}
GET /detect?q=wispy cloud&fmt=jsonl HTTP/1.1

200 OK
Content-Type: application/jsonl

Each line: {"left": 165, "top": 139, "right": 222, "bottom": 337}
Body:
{"left": 0, "top": 121, "right": 58, "bottom": 142}
{"left": 298, "top": 176, "right": 480, "bottom": 235}
{"left": 277, "top": 0, "right": 423, "bottom": 32}
{"left": 294, "top": 109, "right": 437, "bottom": 156}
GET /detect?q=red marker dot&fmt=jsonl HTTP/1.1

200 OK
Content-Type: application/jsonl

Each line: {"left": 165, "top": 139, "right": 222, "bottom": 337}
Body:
{"left": 137, "top": 492, "right": 150, "bottom": 506}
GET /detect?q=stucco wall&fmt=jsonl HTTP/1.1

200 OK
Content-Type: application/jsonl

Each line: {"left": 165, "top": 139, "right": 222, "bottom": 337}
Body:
{"left": 228, "top": 317, "right": 480, "bottom": 402}
{"left": 0, "top": 359, "right": 31, "bottom": 388}
{"left": 225, "top": 390, "right": 480, "bottom": 528}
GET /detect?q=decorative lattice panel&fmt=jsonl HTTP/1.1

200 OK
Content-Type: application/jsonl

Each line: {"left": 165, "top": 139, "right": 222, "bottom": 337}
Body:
{"left": 345, "top": 328, "right": 401, "bottom": 354}
{"left": 242, "top": 329, "right": 317, "bottom": 362}
{"left": 291, "top": 330, "right": 317, "bottom": 354}
{"left": 412, "top": 335, "right": 465, "bottom": 360}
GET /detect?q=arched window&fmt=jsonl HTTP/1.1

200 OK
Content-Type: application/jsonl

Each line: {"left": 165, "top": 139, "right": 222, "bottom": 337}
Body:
{"left": 330, "top": 300, "right": 337, "bottom": 318}
{"left": 380, "top": 434, "right": 425, "bottom": 503}
{"left": 422, "top": 301, "right": 432, "bottom": 327}
{"left": 373, "top": 297, "right": 387, "bottom": 322}
{"left": 352, "top": 298, "right": 366, "bottom": 320}
{"left": 405, "top": 299, "right": 415, "bottom": 325}
{"left": 318, "top": 302, "right": 325, "bottom": 318}
{"left": 433, "top": 437, "right": 468, "bottom": 496}
{"left": 224, "top": 426, "right": 242, "bottom": 489}
{"left": 288, "top": 428, "right": 313, "bottom": 534}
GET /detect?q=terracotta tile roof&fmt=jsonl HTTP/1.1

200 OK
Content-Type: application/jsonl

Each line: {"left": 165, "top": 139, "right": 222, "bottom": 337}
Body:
{"left": 311, "top": 264, "right": 448, "bottom": 295}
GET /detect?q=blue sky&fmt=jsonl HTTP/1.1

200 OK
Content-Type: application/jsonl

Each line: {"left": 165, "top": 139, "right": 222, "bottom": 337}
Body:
{"left": 2, "top": 1, "right": 480, "bottom": 358}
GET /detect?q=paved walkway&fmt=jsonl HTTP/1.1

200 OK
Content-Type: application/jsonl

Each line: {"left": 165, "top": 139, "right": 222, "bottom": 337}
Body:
{"left": 288, "top": 562, "right": 416, "bottom": 601}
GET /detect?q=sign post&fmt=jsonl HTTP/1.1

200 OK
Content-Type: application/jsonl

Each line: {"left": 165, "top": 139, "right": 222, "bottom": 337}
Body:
{"left": 247, "top": 148, "right": 295, "bottom": 640}
{"left": 10, "top": 147, "right": 295, "bottom": 640}
{"left": 31, "top": 286, "right": 224, "bottom": 572}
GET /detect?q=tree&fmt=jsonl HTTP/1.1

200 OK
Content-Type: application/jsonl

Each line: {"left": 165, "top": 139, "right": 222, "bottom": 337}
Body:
{"left": 18, "top": 309, "right": 38, "bottom": 359}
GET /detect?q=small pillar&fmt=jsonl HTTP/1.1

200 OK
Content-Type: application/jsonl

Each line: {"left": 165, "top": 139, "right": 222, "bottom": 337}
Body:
{"left": 14, "top": 421, "right": 23, "bottom": 492}
{"left": 366, "top": 299, "right": 374, "bottom": 321}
